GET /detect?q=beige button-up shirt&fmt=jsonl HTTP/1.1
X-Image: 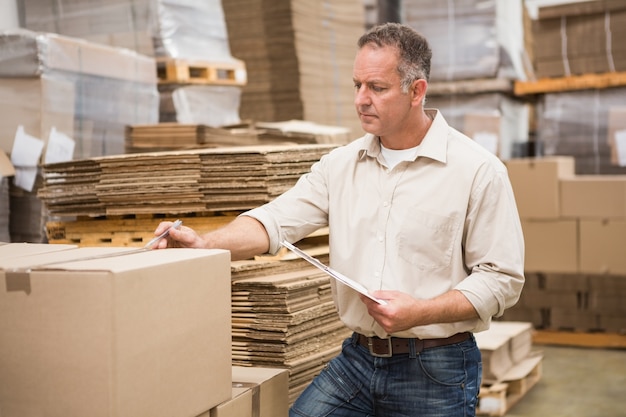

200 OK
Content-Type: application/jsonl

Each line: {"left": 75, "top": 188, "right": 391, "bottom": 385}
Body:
{"left": 245, "top": 110, "right": 525, "bottom": 339}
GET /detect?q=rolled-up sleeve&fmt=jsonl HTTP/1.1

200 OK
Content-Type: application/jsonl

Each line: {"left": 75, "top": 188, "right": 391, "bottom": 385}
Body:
{"left": 455, "top": 167, "right": 525, "bottom": 325}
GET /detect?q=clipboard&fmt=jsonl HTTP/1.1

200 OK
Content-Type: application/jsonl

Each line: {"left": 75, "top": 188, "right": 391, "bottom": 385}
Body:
{"left": 281, "top": 240, "right": 387, "bottom": 305}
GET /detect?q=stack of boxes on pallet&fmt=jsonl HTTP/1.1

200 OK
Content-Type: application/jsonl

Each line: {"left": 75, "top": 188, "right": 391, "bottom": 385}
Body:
{"left": 0, "top": 30, "right": 159, "bottom": 242}
{"left": 19, "top": 0, "right": 246, "bottom": 129}
{"left": 400, "top": 0, "right": 530, "bottom": 160}
{"left": 474, "top": 322, "right": 542, "bottom": 417}
{"left": 503, "top": 156, "right": 626, "bottom": 333}
{"left": 526, "top": 0, "right": 626, "bottom": 175}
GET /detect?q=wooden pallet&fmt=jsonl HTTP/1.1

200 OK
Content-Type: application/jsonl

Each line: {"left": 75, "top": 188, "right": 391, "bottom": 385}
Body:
{"left": 46, "top": 213, "right": 239, "bottom": 247}
{"left": 156, "top": 58, "right": 247, "bottom": 86}
{"left": 532, "top": 330, "right": 626, "bottom": 349}
{"left": 428, "top": 77, "right": 514, "bottom": 96}
{"left": 514, "top": 71, "right": 626, "bottom": 95}
{"left": 477, "top": 354, "right": 543, "bottom": 417}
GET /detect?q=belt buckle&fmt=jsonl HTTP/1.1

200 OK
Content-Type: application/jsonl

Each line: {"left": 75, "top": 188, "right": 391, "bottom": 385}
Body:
{"left": 367, "top": 337, "right": 393, "bottom": 358}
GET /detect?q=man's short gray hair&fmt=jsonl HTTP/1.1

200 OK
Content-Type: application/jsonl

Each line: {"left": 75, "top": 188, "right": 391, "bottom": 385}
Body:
{"left": 357, "top": 23, "right": 432, "bottom": 93}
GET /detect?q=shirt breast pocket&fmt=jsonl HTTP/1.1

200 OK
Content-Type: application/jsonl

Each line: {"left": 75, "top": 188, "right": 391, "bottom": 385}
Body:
{"left": 397, "top": 209, "right": 459, "bottom": 270}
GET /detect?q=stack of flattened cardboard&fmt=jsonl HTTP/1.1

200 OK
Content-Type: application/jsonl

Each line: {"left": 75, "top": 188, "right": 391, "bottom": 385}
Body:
{"left": 125, "top": 123, "right": 262, "bottom": 153}
{"left": 197, "top": 144, "right": 336, "bottom": 211}
{"left": 230, "top": 255, "right": 350, "bottom": 404}
{"left": 222, "top": 0, "right": 365, "bottom": 136}
{"left": 475, "top": 321, "right": 539, "bottom": 384}
{"left": 38, "top": 144, "right": 336, "bottom": 217}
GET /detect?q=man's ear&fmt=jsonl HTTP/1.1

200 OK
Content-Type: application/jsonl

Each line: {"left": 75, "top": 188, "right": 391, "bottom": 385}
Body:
{"left": 410, "top": 79, "right": 428, "bottom": 106}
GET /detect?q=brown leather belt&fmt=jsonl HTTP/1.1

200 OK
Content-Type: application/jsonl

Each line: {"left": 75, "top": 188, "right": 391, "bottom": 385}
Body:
{"left": 357, "top": 332, "right": 471, "bottom": 357}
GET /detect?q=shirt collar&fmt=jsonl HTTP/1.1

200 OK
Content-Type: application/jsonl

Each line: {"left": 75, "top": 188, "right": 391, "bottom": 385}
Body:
{"left": 357, "top": 109, "right": 449, "bottom": 164}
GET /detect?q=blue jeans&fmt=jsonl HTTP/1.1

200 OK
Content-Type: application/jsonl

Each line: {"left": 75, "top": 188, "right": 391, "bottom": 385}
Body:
{"left": 290, "top": 333, "right": 482, "bottom": 417}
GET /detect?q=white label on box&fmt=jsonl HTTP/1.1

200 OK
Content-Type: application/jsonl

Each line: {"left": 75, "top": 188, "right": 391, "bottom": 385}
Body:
{"left": 473, "top": 131, "right": 499, "bottom": 155}
{"left": 615, "top": 129, "right": 626, "bottom": 167}
{"left": 10, "top": 125, "right": 44, "bottom": 168}
{"left": 10, "top": 126, "right": 45, "bottom": 192}
{"left": 45, "top": 127, "right": 75, "bottom": 164}
{"left": 14, "top": 166, "right": 38, "bottom": 192}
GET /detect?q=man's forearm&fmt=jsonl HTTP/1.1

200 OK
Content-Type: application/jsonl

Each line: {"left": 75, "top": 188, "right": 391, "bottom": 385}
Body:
{"left": 201, "top": 215, "right": 270, "bottom": 261}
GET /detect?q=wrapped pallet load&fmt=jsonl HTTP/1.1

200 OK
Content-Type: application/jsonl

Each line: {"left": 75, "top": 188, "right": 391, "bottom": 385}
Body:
{"left": 401, "top": 0, "right": 528, "bottom": 82}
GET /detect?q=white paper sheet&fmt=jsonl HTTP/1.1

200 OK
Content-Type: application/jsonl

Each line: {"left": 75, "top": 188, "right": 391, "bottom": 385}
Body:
{"left": 281, "top": 241, "right": 387, "bottom": 305}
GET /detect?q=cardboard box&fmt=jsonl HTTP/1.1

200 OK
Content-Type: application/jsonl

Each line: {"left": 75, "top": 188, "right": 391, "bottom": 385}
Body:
{"left": 560, "top": 176, "right": 626, "bottom": 218}
{"left": 206, "top": 387, "right": 253, "bottom": 417}
{"left": 475, "top": 321, "right": 535, "bottom": 383}
{"left": 505, "top": 157, "right": 575, "bottom": 219}
{"left": 202, "top": 366, "right": 290, "bottom": 417}
{"left": 521, "top": 219, "right": 578, "bottom": 273}
{"left": 0, "top": 150, "right": 14, "bottom": 178}
{"left": 579, "top": 219, "right": 626, "bottom": 274}
{"left": 0, "top": 241, "right": 76, "bottom": 260}
{"left": 0, "top": 245, "right": 232, "bottom": 417}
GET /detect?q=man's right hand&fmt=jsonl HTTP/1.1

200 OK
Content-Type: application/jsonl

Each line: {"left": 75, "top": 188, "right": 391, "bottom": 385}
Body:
{"left": 152, "top": 221, "right": 205, "bottom": 249}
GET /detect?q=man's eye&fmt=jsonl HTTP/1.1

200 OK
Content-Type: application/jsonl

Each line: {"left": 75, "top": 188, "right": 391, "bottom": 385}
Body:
{"left": 372, "top": 86, "right": 384, "bottom": 92}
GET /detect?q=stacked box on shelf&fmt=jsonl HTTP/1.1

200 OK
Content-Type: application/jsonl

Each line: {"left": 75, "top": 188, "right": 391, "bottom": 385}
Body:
{"left": 426, "top": 93, "right": 530, "bottom": 160}
{"left": 536, "top": 86, "right": 626, "bottom": 175}
{"left": 222, "top": 0, "right": 366, "bottom": 136}
{"left": 529, "top": 0, "right": 626, "bottom": 79}
{"left": 402, "top": 0, "right": 531, "bottom": 161}
{"left": 502, "top": 156, "right": 626, "bottom": 332}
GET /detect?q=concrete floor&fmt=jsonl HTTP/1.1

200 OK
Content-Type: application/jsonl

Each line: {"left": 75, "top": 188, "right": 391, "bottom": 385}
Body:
{"left": 505, "top": 345, "right": 626, "bottom": 417}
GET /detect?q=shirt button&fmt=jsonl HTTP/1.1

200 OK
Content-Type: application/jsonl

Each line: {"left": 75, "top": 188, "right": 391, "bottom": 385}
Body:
{"left": 378, "top": 235, "right": 384, "bottom": 242}
{"left": 383, "top": 201, "right": 389, "bottom": 207}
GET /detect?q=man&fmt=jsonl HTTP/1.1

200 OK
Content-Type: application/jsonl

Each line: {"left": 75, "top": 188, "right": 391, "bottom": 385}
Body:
{"left": 153, "top": 23, "right": 525, "bottom": 417}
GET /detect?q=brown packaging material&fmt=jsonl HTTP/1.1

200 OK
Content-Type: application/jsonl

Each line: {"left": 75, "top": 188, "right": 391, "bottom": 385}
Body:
{"left": 0, "top": 245, "right": 232, "bottom": 417}
{"left": 505, "top": 156, "right": 576, "bottom": 220}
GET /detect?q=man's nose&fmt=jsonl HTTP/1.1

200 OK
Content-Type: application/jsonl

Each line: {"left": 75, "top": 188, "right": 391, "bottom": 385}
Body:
{"left": 354, "top": 86, "right": 370, "bottom": 107}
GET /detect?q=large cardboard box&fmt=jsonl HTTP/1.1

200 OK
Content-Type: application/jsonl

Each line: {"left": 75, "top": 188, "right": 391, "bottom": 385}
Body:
{"left": 560, "top": 176, "right": 626, "bottom": 218}
{"left": 0, "top": 245, "right": 232, "bottom": 417}
{"left": 231, "top": 366, "right": 289, "bottom": 417}
{"left": 203, "top": 366, "right": 290, "bottom": 417}
{"left": 579, "top": 219, "right": 626, "bottom": 274}
{"left": 0, "top": 241, "right": 75, "bottom": 260}
{"left": 521, "top": 219, "right": 578, "bottom": 273}
{"left": 505, "top": 157, "right": 575, "bottom": 219}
